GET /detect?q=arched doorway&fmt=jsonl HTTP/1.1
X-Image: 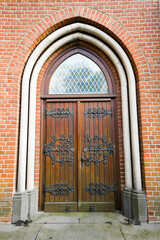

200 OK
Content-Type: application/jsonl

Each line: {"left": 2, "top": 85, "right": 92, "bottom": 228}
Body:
{"left": 12, "top": 18, "right": 147, "bottom": 223}
{"left": 40, "top": 46, "right": 121, "bottom": 212}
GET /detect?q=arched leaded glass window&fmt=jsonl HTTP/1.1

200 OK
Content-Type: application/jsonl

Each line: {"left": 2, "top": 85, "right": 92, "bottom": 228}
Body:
{"left": 49, "top": 54, "right": 108, "bottom": 94}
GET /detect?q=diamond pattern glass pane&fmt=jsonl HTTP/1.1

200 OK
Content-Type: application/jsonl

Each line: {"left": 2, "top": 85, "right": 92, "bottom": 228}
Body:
{"left": 49, "top": 54, "right": 108, "bottom": 94}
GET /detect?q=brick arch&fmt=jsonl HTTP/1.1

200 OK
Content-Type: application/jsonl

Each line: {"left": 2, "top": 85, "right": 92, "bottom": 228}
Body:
{"left": 9, "top": 5, "right": 150, "bottom": 199}
{"left": 8, "top": 6, "right": 150, "bottom": 94}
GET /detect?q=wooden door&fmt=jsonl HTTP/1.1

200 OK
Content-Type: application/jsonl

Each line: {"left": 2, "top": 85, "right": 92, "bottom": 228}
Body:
{"left": 44, "top": 101, "right": 78, "bottom": 211}
{"left": 78, "top": 99, "right": 116, "bottom": 211}
{"left": 43, "top": 99, "right": 117, "bottom": 212}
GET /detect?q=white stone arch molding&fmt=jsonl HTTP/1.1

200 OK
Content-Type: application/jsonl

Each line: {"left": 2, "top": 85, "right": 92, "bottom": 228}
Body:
{"left": 18, "top": 23, "right": 142, "bottom": 196}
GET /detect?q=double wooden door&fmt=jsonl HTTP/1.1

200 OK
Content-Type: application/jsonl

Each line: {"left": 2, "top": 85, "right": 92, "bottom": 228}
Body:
{"left": 43, "top": 98, "right": 118, "bottom": 212}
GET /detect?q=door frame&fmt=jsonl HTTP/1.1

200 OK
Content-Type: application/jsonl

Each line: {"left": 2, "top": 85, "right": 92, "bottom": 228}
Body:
{"left": 39, "top": 45, "right": 121, "bottom": 211}
{"left": 39, "top": 95, "right": 121, "bottom": 211}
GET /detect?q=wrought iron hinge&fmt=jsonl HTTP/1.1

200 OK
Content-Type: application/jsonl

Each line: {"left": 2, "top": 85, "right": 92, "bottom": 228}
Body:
{"left": 85, "top": 182, "right": 118, "bottom": 195}
{"left": 111, "top": 107, "right": 114, "bottom": 118}
{"left": 45, "top": 183, "right": 74, "bottom": 196}
{"left": 44, "top": 108, "right": 47, "bottom": 119}
{"left": 42, "top": 182, "right": 46, "bottom": 195}
{"left": 114, "top": 182, "right": 118, "bottom": 195}
{"left": 84, "top": 107, "right": 114, "bottom": 118}
{"left": 44, "top": 107, "right": 73, "bottom": 119}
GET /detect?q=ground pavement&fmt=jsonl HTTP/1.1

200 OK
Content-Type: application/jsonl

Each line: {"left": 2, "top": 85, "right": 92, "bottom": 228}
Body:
{"left": 0, "top": 212, "right": 160, "bottom": 240}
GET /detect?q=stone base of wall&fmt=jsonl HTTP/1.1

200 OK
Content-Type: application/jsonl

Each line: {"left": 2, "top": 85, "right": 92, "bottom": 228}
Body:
{"left": 122, "top": 188, "right": 147, "bottom": 223}
{"left": 12, "top": 189, "right": 38, "bottom": 224}
{"left": 122, "top": 187, "right": 132, "bottom": 219}
{"left": 132, "top": 190, "right": 147, "bottom": 223}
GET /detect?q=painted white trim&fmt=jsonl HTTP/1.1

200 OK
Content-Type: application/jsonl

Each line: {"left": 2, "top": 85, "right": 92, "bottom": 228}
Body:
{"left": 18, "top": 25, "right": 73, "bottom": 192}
{"left": 18, "top": 23, "right": 141, "bottom": 193}
{"left": 27, "top": 33, "right": 132, "bottom": 191}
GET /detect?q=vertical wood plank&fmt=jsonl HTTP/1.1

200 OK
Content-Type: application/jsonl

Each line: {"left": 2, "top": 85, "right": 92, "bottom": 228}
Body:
{"left": 99, "top": 101, "right": 104, "bottom": 202}
{"left": 55, "top": 102, "right": 60, "bottom": 202}
{"left": 81, "top": 102, "right": 85, "bottom": 202}
{"left": 104, "top": 101, "right": 110, "bottom": 202}
{"left": 85, "top": 101, "right": 90, "bottom": 202}
{"left": 50, "top": 102, "right": 55, "bottom": 202}
{"left": 73, "top": 102, "right": 78, "bottom": 203}
{"left": 90, "top": 101, "right": 95, "bottom": 203}
{"left": 45, "top": 103, "right": 51, "bottom": 202}
{"left": 77, "top": 100, "right": 82, "bottom": 210}
{"left": 68, "top": 102, "right": 72, "bottom": 202}
{"left": 64, "top": 101, "right": 68, "bottom": 203}
{"left": 94, "top": 101, "right": 99, "bottom": 202}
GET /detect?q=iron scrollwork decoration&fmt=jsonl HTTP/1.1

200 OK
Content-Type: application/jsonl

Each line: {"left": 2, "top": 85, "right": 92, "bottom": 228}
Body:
{"left": 85, "top": 182, "right": 118, "bottom": 195}
{"left": 84, "top": 107, "right": 113, "bottom": 118}
{"left": 44, "top": 134, "right": 74, "bottom": 166}
{"left": 45, "top": 183, "right": 74, "bottom": 196}
{"left": 81, "top": 133, "right": 114, "bottom": 166}
{"left": 44, "top": 107, "right": 73, "bottom": 119}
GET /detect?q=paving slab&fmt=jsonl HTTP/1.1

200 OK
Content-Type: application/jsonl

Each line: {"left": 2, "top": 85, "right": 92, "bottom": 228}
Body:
{"left": 36, "top": 223, "right": 124, "bottom": 240}
{"left": 120, "top": 224, "right": 160, "bottom": 240}
{"left": 33, "top": 211, "right": 124, "bottom": 224}
{"left": 33, "top": 212, "right": 80, "bottom": 224}
{"left": 78, "top": 211, "right": 124, "bottom": 223}
{"left": 0, "top": 224, "right": 41, "bottom": 240}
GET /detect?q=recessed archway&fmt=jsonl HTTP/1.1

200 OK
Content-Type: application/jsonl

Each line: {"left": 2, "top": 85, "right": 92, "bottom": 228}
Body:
{"left": 19, "top": 24, "right": 138, "bottom": 193}
{"left": 40, "top": 45, "right": 121, "bottom": 212}
{"left": 11, "top": 8, "right": 148, "bottom": 223}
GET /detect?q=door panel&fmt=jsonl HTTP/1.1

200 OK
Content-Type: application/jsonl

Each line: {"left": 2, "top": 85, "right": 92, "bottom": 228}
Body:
{"left": 44, "top": 99, "right": 117, "bottom": 212}
{"left": 44, "top": 101, "right": 78, "bottom": 211}
{"left": 79, "top": 100, "right": 116, "bottom": 211}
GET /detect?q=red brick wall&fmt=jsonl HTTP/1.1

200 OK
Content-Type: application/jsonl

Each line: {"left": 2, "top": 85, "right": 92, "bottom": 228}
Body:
{"left": 0, "top": 1, "right": 159, "bottom": 222}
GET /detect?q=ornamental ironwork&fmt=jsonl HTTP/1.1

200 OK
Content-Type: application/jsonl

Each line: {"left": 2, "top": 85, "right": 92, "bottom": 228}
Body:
{"left": 84, "top": 107, "right": 113, "bottom": 118}
{"left": 81, "top": 133, "right": 114, "bottom": 166}
{"left": 44, "top": 107, "right": 73, "bottom": 119}
{"left": 44, "top": 134, "right": 74, "bottom": 166}
{"left": 85, "top": 182, "right": 117, "bottom": 195}
{"left": 45, "top": 183, "right": 74, "bottom": 196}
